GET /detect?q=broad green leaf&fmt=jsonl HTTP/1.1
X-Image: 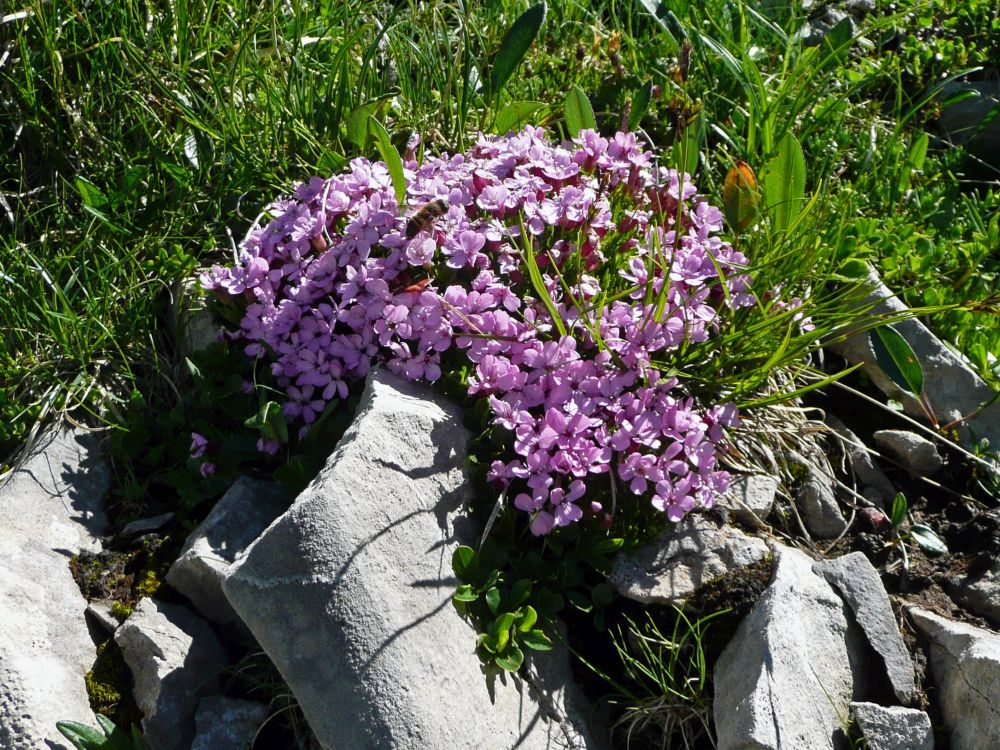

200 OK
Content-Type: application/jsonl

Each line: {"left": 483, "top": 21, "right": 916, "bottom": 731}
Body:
{"left": 485, "top": 586, "right": 501, "bottom": 614}
{"left": 762, "top": 132, "right": 805, "bottom": 233}
{"left": 671, "top": 117, "right": 702, "bottom": 176}
{"left": 870, "top": 326, "right": 924, "bottom": 396}
{"left": 75, "top": 177, "right": 108, "bottom": 209}
{"left": 56, "top": 721, "right": 106, "bottom": 750}
{"left": 591, "top": 582, "right": 614, "bottom": 608}
{"left": 910, "top": 524, "right": 948, "bottom": 556}
{"left": 368, "top": 116, "right": 407, "bottom": 205}
{"left": 637, "top": 0, "right": 683, "bottom": 44}
{"left": 510, "top": 578, "right": 532, "bottom": 606}
{"left": 627, "top": 79, "right": 653, "bottom": 132}
{"left": 489, "top": 2, "right": 547, "bottom": 99}
{"left": 890, "top": 492, "right": 908, "bottom": 529}
{"left": 897, "top": 132, "right": 928, "bottom": 199}
{"left": 520, "top": 629, "right": 555, "bottom": 651}
{"left": 452, "top": 546, "right": 477, "bottom": 579}
{"left": 345, "top": 102, "right": 379, "bottom": 149}
{"left": 494, "top": 101, "right": 547, "bottom": 133}
{"left": 563, "top": 84, "right": 597, "bottom": 138}
{"left": 453, "top": 584, "right": 479, "bottom": 602}
{"left": 495, "top": 612, "right": 515, "bottom": 651}
{"left": 495, "top": 645, "right": 524, "bottom": 672}
{"left": 518, "top": 605, "right": 538, "bottom": 632}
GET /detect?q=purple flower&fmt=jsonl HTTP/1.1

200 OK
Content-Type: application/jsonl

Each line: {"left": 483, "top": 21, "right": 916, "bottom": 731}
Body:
{"left": 190, "top": 432, "right": 209, "bottom": 459}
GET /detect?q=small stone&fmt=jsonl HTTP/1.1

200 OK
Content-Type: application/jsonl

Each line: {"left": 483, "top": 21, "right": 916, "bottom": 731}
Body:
{"left": 714, "top": 545, "right": 865, "bottom": 750}
{"left": 85, "top": 600, "right": 120, "bottom": 634}
{"left": 191, "top": 697, "right": 269, "bottom": 750}
{"left": 120, "top": 512, "right": 175, "bottom": 537}
{"left": 718, "top": 474, "right": 777, "bottom": 527}
{"left": 827, "top": 416, "right": 895, "bottom": 509}
{"left": 851, "top": 702, "right": 934, "bottom": 750}
{"left": 873, "top": 430, "right": 944, "bottom": 476}
{"left": 115, "top": 598, "right": 227, "bottom": 750}
{"left": 166, "top": 477, "right": 288, "bottom": 627}
{"left": 610, "top": 513, "right": 769, "bottom": 605}
{"left": 909, "top": 607, "right": 1000, "bottom": 749}
{"left": 814, "top": 553, "right": 916, "bottom": 703}
{"left": 791, "top": 453, "right": 848, "bottom": 539}
{"left": 946, "top": 562, "right": 1000, "bottom": 627}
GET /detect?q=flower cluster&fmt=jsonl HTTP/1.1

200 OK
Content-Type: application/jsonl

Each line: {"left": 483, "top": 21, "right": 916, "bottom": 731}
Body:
{"left": 202, "top": 126, "right": 757, "bottom": 534}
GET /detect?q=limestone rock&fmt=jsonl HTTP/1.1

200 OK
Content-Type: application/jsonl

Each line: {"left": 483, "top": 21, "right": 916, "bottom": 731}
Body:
{"left": 114, "top": 598, "right": 227, "bottom": 750}
{"left": 827, "top": 269, "right": 1000, "bottom": 451}
{"left": 873, "top": 430, "right": 944, "bottom": 476}
{"left": 172, "top": 275, "right": 219, "bottom": 357}
{"left": 910, "top": 607, "right": 1000, "bottom": 750}
{"left": 827, "top": 416, "right": 895, "bottom": 508}
{"left": 191, "top": 697, "right": 269, "bottom": 750}
{"left": 714, "top": 545, "right": 865, "bottom": 750}
{"left": 795, "top": 461, "right": 848, "bottom": 539}
{"left": 222, "top": 369, "right": 603, "bottom": 750}
{"left": 814, "top": 553, "right": 915, "bottom": 703}
{"left": 610, "top": 513, "right": 769, "bottom": 605}
{"left": 946, "top": 562, "right": 1000, "bottom": 627}
{"left": 0, "top": 425, "right": 110, "bottom": 750}
{"left": 851, "top": 702, "right": 934, "bottom": 750}
{"left": 121, "top": 512, "right": 174, "bottom": 537}
{"left": 167, "top": 476, "right": 288, "bottom": 627}
{"left": 718, "top": 474, "right": 777, "bottom": 527}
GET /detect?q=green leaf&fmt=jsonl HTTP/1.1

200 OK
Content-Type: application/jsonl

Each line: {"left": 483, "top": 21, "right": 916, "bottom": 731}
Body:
{"left": 452, "top": 545, "right": 477, "bottom": 580}
{"left": 489, "top": 2, "right": 547, "bottom": 99}
{"left": 591, "top": 582, "right": 614, "bottom": 608}
{"left": 897, "top": 132, "right": 928, "bottom": 199}
{"left": 520, "top": 629, "right": 555, "bottom": 651}
{"left": 671, "top": 118, "right": 702, "bottom": 176}
{"left": 495, "top": 645, "right": 524, "bottom": 672}
{"left": 56, "top": 720, "right": 107, "bottom": 750}
{"left": 486, "top": 586, "right": 501, "bottom": 615}
{"left": 536, "top": 587, "right": 564, "bottom": 615}
{"left": 910, "top": 524, "right": 948, "bottom": 556}
{"left": 495, "top": 612, "right": 515, "bottom": 651}
{"left": 637, "top": 0, "right": 684, "bottom": 43}
{"left": 345, "top": 102, "right": 379, "bottom": 149}
{"left": 762, "top": 132, "right": 805, "bottom": 233}
{"left": 453, "top": 584, "right": 479, "bottom": 603}
{"left": 75, "top": 177, "right": 108, "bottom": 209}
{"left": 494, "top": 101, "right": 547, "bottom": 133}
{"left": 870, "top": 326, "right": 924, "bottom": 396}
{"left": 722, "top": 162, "right": 759, "bottom": 234}
{"left": 563, "top": 84, "right": 597, "bottom": 138}
{"left": 368, "top": 116, "right": 407, "bottom": 205}
{"left": 890, "top": 492, "right": 908, "bottom": 529}
{"left": 517, "top": 604, "right": 538, "bottom": 632}
{"left": 838, "top": 258, "right": 869, "bottom": 279}
{"left": 628, "top": 79, "right": 654, "bottom": 132}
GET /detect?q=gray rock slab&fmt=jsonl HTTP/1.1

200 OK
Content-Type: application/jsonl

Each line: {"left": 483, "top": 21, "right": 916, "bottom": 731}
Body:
{"left": 121, "top": 512, "right": 174, "bottom": 537}
{"left": 191, "top": 696, "right": 269, "bottom": 750}
{"left": 166, "top": 476, "right": 288, "bottom": 627}
{"left": 851, "top": 702, "right": 934, "bottom": 750}
{"left": 0, "top": 425, "right": 110, "bottom": 750}
{"left": 796, "top": 463, "right": 848, "bottom": 539}
{"left": 946, "top": 562, "right": 1000, "bottom": 627}
{"left": 114, "top": 598, "right": 227, "bottom": 750}
{"left": 828, "top": 269, "right": 1000, "bottom": 451}
{"left": 610, "top": 513, "right": 769, "bottom": 605}
{"left": 910, "top": 607, "right": 1000, "bottom": 750}
{"left": 714, "top": 544, "right": 865, "bottom": 750}
{"left": 814, "top": 553, "right": 916, "bottom": 703}
{"left": 873, "top": 430, "right": 944, "bottom": 476}
{"left": 717, "top": 474, "right": 777, "bottom": 527}
{"left": 222, "top": 369, "right": 603, "bottom": 750}
{"left": 827, "top": 416, "right": 895, "bottom": 508}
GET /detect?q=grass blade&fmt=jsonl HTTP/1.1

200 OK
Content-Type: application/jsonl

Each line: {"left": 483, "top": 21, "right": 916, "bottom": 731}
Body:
{"left": 368, "top": 116, "right": 407, "bottom": 205}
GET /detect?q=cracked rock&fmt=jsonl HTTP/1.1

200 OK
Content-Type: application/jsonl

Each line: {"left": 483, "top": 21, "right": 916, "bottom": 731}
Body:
{"left": 222, "top": 369, "right": 605, "bottom": 750}
{"left": 717, "top": 474, "right": 777, "bottom": 527}
{"left": 610, "top": 513, "right": 769, "bottom": 605}
{"left": 814, "top": 553, "right": 915, "bottom": 703}
{"left": 851, "top": 702, "right": 934, "bottom": 750}
{"left": 910, "top": 607, "right": 1000, "bottom": 749}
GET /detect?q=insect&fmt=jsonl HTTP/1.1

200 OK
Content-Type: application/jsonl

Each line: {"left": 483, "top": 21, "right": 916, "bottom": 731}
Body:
{"left": 405, "top": 198, "right": 448, "bottom": 239}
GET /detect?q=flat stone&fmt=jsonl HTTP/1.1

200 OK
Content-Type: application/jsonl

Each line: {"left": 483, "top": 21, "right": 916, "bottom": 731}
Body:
{"left": 121, "top": 512, "right": 175, "bottom": 537}
{"left": 827, "top": 416, "right": 895, "bottom": 508}
{"left": 873, "top": 430, "right": 944, "bottom": 476}
{"left": 610, "top": 513, "right": 769, "bottom": 605}
{"left": 910, "top": 607, "right": 1000, "bottom": 749}
{"left": 717, "top": 474, "right": 777, "bottom": 527}
{"left": 166, "top": 477, "right": 288, "bottom": 627}
{"left": 814, "top": 553, "right": 916, "bottom": 703}
{"left": 851, "top": 702, "right": 934, "bottom": 750}
{"left": 828, "top": 269, "right": 1000, "bottom": 451}
{"left": 714, "top": 544, "right": 865, "bottom": 750}
{"left": 85, "top": 600, "right": 120, "bottom": 635}
{"left": 115, "top": 598, "right": 227, "bottom": 750}
{"left": 0, "top": 425, "right": 110, "bottom": 750}
{"left": 222, "top": 369, "right": 603, "bottom": 750}
{"left": 946, "top": 562, "right": 1000, "bottom": 627}
{"left": 191, "top": 696, "right": 269, "bottom": 750}
{"left": 794, "top": 457, "right": 848, "bottom": 539}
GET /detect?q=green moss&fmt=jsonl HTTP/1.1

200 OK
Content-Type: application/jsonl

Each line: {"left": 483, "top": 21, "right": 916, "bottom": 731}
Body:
{"left": 85, "top": 640, "right": 142, "bottom": 730}
{"left": 111, "top": 601, "right": 133, "bottom": 621}
{"left": 134, "top": 568, "right": 163, "bottom": 599}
